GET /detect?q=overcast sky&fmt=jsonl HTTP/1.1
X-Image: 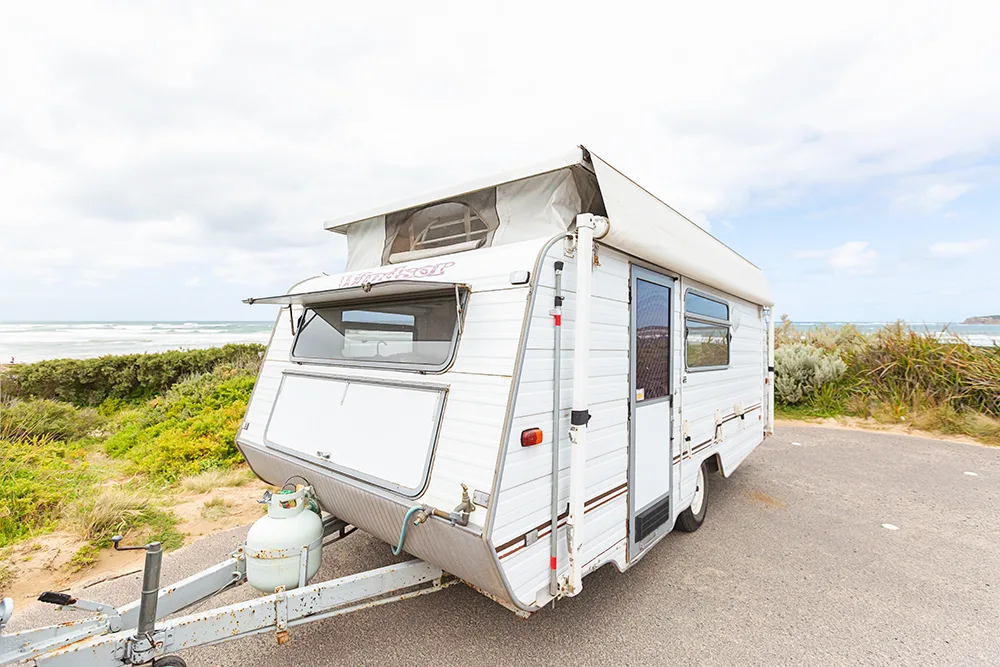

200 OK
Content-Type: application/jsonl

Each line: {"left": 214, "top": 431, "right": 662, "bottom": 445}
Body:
{"left": 1, "top": 1, "right": 998, "bottom": 323}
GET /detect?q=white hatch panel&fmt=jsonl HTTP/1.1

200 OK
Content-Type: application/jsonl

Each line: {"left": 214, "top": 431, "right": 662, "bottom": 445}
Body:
{"left": 264, "top": 372, "right": 445, "bottom": 496}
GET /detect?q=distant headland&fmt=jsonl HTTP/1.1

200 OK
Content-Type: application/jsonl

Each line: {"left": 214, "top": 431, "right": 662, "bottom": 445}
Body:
{"left": 963, "top": 315, "right": 1000, "bottom": 324}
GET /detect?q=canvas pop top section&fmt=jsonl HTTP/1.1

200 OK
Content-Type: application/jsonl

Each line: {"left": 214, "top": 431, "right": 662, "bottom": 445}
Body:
{"left": 325, "top": 146, "right": 773, "bottom": 307}
{"left": 326, "top": 149, "right": 603, "bottom": 271}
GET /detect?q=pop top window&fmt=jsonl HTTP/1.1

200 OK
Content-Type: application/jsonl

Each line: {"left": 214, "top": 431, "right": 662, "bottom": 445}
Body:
{"left": 387, "top": 202, "right": 489, "bottom": 263}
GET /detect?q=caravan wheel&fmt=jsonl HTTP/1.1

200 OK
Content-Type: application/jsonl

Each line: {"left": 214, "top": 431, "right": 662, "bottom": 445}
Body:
{"left": 675, "top": 462, "right": 709, "bottom": 533}
{"left": 152, "top": 657, "right": 187, "bottom": 667}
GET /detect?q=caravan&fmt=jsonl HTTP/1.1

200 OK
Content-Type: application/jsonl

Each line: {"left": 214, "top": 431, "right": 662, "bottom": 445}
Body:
{"left": 0, "top": 146, "right": 776, "bottom": 666}
{"left": 239, "top": 146, "right": 775, "bottom": 611}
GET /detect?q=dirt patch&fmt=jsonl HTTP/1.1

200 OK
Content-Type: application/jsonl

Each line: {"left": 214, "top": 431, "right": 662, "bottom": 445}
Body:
{"left": 0, "top": 480, "right": 270, "bottom": 609}
{"left": 741, "top": 489, "right": 788, "bottom": 509}
{"left": 776, "top": 417, "right": 991, "bottom": 447}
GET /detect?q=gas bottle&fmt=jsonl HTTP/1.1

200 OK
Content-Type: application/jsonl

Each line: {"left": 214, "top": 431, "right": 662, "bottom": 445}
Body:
{"left": 246, "top": 486, "right": 323, "bottom": 593}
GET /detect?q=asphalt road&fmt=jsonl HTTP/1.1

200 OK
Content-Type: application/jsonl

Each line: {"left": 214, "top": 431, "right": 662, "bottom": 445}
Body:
{"left": 12, "top": 425, "right": 1000, "bottom": 666}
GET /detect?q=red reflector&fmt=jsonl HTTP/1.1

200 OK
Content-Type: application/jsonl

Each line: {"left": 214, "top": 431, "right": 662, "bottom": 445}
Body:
{"left": 550, "top": 556, "right": 557, "bottom": 570}
{"left": 520, "top": 428, "right": 544, "bottom": 447}
{"left": 554, "top": 314, "right": 562, "bottom": 326}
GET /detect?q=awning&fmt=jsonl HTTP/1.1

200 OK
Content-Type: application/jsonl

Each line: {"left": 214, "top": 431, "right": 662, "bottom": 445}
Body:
{"left": 243, "top": 280, "right": 466, "bottom": 306}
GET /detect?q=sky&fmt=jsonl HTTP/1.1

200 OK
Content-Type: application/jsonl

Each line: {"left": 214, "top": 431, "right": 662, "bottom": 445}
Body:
{"left": 1, "top": 1, "right": 998, "bottom": 323}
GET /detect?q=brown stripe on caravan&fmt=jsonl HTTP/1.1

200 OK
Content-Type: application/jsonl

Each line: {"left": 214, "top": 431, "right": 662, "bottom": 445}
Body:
{"left": 679, "top": 403, "right": 766, "bottom": 460}
{"left": 495, "top": 483, "right": 628, "bottom": 559}
{"left": 585, "top": 482, "right": 628, "bottom": 508}
{"left": 498, "top": 490, "right": 629, "bottom": 561}
{"left": 497, "top": 404, "right": 768, "bottom": 558}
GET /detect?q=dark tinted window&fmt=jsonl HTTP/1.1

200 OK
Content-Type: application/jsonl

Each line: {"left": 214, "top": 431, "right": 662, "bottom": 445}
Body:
{"left": 292, "top": 293, "right": 460, "bottom": 370}
{"left": 635, "top": 279, "right": 671, "bottom": 401}
{"left": 686, "top": 292, "right": 729, "bottom": 322}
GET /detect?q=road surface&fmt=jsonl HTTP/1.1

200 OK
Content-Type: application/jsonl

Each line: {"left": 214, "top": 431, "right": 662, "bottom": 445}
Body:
{"left": 12, "top": 425, "right": 1000, "bottom": 665}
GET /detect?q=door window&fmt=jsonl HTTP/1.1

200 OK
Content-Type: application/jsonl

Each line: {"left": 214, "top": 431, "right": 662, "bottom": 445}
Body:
{"left": 634, "top": 279, "right": 671, "bottom": 402}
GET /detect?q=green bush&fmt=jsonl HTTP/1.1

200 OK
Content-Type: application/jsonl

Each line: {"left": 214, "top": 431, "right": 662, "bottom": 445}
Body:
{"left": 1, "top": 398, "right": 104, "bottom": 442}
{"left": 1, "top": 344, "right": 264, "bottom": 407}
{"left": 0, "top": 436, "right": 92, "bottom": 547}
{"left": 774, "top": 343, "right": 846, "bottom": 404}
{"left": 103, "top": 368, "right": 255, "bottom": 480}
{"left": 850, "top": 324, "right": 1000, "bottom": 417}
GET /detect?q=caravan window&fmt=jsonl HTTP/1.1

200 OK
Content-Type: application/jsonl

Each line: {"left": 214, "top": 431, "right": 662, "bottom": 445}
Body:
{"left": 387, "top": 202, "right": 491, "bottom": 263}
{"left": 291, "top": 292, "right": 463, "bottom": 372}
{"left": 684, "top": 290, "right": 730, "bottom": 369}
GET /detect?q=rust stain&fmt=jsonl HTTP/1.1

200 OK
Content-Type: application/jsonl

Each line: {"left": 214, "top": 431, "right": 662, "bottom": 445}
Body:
{"left": 276, "top": 630, "right": 290, "bottom": 645}
{"left": 742, "top": 489, "right": 787, "bottom": 509}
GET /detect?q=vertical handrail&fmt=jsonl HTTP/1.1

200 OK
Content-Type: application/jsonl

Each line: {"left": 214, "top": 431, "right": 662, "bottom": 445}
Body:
{"left": 549, "top": 260, "right": 564, "bottom": 597}
{"left": 565, "top": 214, "right": 607, "bottom": 596}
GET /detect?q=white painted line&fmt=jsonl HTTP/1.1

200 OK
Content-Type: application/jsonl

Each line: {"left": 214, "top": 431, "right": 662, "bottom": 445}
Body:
{"left": 791, "top": 441, "right": 802, "bottom": 446}
{"left": 881, "top": 523, "right": 899, "bottom": 531}
{"left": 964, "top": 471, "right": 978, "bottom": 477}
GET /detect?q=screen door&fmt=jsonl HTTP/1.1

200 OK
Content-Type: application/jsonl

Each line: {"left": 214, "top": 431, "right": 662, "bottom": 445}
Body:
{"left": 629, "top": 266, "right": 675, "bottom": 557}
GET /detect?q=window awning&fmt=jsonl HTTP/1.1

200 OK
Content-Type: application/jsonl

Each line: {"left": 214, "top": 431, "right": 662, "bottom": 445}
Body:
{"left": 243, "top": 280, "right": 466, "bottom": 306}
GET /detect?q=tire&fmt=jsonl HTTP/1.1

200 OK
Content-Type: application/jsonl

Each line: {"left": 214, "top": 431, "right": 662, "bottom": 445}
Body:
{"left": 675, "top": 461, "right": 709, "bottom": 532}
{"left": 153, "top": 657, "right": 188, "bottom": 667}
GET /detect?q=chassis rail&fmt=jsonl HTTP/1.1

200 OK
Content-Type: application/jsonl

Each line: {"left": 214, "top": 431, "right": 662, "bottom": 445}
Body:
{"left": 0, "top": 520, "right": 452, "bottom": 666}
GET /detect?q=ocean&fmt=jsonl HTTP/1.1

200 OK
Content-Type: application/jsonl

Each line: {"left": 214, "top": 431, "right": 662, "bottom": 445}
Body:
{"left": 0, "top": 322, "right": 273, "bottom": 364}
{"left": 0, "top": 321, "right": 997, "bottom": 364}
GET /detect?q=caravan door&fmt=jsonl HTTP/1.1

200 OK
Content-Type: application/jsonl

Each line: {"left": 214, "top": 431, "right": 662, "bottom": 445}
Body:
{"left": 628, "top": 267, "right": 676, "bottom": 558}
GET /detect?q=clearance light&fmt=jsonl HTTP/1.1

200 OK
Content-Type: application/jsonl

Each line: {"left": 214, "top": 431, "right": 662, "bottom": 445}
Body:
{"left": 521, "top": 428, "right": 544, "bottom": 447}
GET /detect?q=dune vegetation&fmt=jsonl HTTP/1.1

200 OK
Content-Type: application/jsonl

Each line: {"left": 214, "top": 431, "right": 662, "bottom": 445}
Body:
{"left": 1, "top": 324, "right": 997, "bottom": 581}
{"left": 773, "top": 316, "right": 1000, "bottom": 445}
{"left": 0, "top": 344, "right": 265, "bottom": 565}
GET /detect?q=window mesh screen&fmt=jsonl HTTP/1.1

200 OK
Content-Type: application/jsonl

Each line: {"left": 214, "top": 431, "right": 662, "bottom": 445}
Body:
{"left": 635, "top": 279, "right": 671, "bottom": 401}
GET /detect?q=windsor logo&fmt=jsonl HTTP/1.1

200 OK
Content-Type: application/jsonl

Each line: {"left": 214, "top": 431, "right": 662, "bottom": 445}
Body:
{"left": 337, "top": 261, "right": 456, "bottom": 288}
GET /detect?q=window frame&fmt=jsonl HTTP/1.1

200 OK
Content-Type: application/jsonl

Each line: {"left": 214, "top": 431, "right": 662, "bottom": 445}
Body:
{"left": 288, "top": 289, "right": 468, "bottom": 374}
{"left": 683, "top": 288, "right": 731, "bottom": 372}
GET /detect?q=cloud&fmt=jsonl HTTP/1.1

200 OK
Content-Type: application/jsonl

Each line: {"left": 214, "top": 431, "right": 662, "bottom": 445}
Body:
{"left": 1, "top": 1, "right": 999, "bottom": 319}
{"left": 928, "top": 238, "right": 990, "bottom": 258}
{"left": 794, "top": 241, "right": 879, "bottom": 274}
{"left": 896, "top": 182, "right": 973, "bottom": 212}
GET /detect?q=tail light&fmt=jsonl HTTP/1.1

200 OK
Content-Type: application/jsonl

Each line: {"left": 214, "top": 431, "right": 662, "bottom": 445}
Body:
{"left": 521, "top": 428, "right": 543, "bottom": 447}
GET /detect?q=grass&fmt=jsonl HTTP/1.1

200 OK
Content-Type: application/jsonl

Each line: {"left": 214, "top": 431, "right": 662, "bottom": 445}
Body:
{"left": 66, "top": 487, "right": 184, "bottom": 550}
{"left": 69, "top": 543, "right": 100, "bottom": 572}
{"left": 200, "top": 496, "right": 233, "bottom": 521}
{"left": 0, "top": 434, "right": 94, "bottom": 547}
{"left": 180, "top": 468, "right": 256, "bottom": 494}
{"left": 0, "top": 346, "right": 263, "bottom": 557}
{"left": 775, "top": 318, "right": 1000, "bottom": 445}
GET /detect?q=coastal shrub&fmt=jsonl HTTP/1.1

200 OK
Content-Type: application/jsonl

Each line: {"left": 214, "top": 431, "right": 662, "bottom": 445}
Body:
{"left": 775, "top": 314, "right": 866, "bottom": 354}
{"left": 103, "top": 367, "right": 255, "bottom": 480}
{"left": 0, "top": 435, "right": 92, "bottom": 547}
{"left": 66, "top": 487, "right": 183, "bottom": 550}
{"left": 849, "top": 324, "right": 1000, "bottom": 417}
{"left": 0, "top": 398, "right": 103, "bottom": 442}
{"left": 1, "top": 344, "right": 264, "bottom": 407}
{"left": 774, "top": 343, "right": 846, "bottom": 404}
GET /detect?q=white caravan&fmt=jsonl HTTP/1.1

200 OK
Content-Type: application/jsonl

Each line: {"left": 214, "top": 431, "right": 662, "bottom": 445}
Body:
{"left": 0, "top": 147, "right": 777, "bottom": 666}
{"left": 238, "top": 146, "right": 775, "bottom": 613}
